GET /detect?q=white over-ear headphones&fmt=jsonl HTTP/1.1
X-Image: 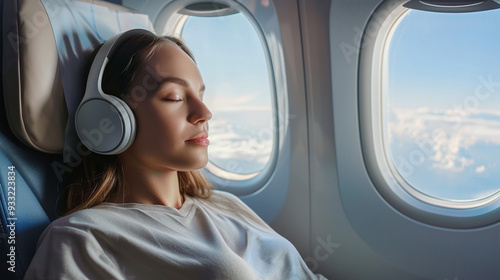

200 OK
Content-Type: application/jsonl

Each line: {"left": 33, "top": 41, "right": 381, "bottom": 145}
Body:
{"left": 75, "top": 29, "right": 155, "bottom": 155}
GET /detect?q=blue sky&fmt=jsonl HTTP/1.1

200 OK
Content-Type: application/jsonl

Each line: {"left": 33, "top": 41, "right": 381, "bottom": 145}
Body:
{"left": 387, "top": 9, "right": 500, "bottom": 201}
{"left": 388, "top": 9, "right": 500, "bottom": 109}
{"left": 181, "top": 13, "right": 273, "bottom": 174}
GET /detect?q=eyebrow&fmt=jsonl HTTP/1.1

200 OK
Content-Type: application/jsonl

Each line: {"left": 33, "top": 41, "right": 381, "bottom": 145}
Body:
{"left": 159, "top": 77, "right": 205, "bottom": 93}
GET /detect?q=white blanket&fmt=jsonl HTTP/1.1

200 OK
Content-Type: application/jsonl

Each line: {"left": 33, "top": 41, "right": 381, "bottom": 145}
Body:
{"left": 24, "top": 190, "right": 327, "bottom": 279}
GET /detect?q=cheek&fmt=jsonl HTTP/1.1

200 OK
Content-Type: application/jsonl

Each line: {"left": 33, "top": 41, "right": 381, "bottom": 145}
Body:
{"left": 134, "top": 105, "right": 184, "bottom": 147}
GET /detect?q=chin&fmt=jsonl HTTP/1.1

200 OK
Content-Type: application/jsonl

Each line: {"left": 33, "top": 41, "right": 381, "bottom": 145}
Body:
{"left": 192, "top": 159, "right": 209, "bottom": 170}
{"left": 178, "top": 158, "right": 209, "bottom": 171}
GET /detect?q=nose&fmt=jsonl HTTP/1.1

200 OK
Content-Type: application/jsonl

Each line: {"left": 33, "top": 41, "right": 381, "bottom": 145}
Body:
{"left": 188, "top": 96, "right": 212, "bottom": 125}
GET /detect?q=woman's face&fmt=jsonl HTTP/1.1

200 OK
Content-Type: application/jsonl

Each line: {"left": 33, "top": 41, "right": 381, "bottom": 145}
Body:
{"left": 120, "top": 43, "right": 212, "bottom": 172}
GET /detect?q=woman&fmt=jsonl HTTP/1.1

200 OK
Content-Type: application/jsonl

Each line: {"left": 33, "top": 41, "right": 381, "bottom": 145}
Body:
{"left": 24, "top": 30, "right": 327, "bottom": 280}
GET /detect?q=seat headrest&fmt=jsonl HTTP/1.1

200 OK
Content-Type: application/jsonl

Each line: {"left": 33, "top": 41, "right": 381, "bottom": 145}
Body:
{"left": 2, "top": 0, "right": 153, "bottom": 159}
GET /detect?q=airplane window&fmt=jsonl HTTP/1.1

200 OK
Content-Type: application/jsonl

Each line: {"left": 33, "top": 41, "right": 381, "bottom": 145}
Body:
{"left": 181, "top": 13, "right": 274, "bottom": 180}
{"left": 384, "top": 9, "right": 500, "bottom": 204}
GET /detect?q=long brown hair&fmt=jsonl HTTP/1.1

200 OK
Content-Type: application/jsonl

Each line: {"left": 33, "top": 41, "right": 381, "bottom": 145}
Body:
{"left": 63, "top": 32, "right": 212, "bottom": 216}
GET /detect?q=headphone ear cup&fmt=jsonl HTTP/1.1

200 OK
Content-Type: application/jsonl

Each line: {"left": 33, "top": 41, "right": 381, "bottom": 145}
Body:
{"left": 108, "top": 95, "right": 137, "bottom": 148}
{"left": 75, "top": 95, "right": 136, "bottom": 155}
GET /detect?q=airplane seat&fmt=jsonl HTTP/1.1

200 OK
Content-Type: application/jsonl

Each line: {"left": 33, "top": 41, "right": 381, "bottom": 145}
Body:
{"left": 0, "top": 0, "right": 153, "bottom": 279}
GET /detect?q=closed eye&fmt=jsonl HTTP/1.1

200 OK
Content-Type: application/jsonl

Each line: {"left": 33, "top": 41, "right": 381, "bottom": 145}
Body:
{"left": 163, "top": 98, "right": 183, "bottom": 102}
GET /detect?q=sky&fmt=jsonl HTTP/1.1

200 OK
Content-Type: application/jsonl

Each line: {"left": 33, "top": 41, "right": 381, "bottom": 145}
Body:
{"left": 387, "top": 9, "right": 500, "bottom": 202}
{"left": 181, "top": 13, "right": 273, "bottom": 175}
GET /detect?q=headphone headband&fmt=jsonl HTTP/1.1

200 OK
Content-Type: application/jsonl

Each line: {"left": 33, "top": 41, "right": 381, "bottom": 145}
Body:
{"left": 75, "top": 28, "right": 155, "bottom": 155}
{"left": 83, "top": 28, "right": 156, "bottom": 102}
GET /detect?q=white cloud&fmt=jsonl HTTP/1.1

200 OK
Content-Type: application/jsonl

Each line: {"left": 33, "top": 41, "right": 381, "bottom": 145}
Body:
{"left": 208, "top": 118, "right": 272, "bottom": 173}
{"left": 389, "top": 107, "right": 500, "bottom": 172}
{"left": 476, "top": 165, "right": 486, "bottom": 173}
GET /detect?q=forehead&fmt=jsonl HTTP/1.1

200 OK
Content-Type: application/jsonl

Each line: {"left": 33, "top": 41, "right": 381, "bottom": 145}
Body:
{"left": 140, "top": 43, "right": 202, "bottom": 83}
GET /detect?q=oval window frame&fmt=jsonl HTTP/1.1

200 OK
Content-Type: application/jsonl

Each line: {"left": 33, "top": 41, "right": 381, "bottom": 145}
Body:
{"left": 359, "top": 0, "right": 500, "bottom": 228}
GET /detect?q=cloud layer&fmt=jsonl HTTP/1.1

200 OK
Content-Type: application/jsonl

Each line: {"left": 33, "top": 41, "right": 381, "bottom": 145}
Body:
{"left": 389, "top": 107, "right": 500, "bottom": 172}
{"left": 208, "top": 114, "right": 273, "bottom": 174}
{"left": 388, "top": 107, "right": 500, "bottom": 200}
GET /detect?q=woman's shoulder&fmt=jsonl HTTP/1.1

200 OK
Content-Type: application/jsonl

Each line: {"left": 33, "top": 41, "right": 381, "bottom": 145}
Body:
{"left": 52, "top": 205, "right": 110, "bottom": 222}
{"left": 44, "top": 205, "right": 124, "bottom": 236}
{"left": 199, "top": 190, "right": 273, "bottom": 231}
{"left": 209, "top": 189, "right": 243, "bottom": 203}
{"left": 202, "top": 190, "right": 251, "bottom": 211}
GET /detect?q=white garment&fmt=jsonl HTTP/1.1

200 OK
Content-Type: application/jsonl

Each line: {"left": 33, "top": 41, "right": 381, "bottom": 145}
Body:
{"left": 24, "top": 190, "right": 327, "bottom": 280}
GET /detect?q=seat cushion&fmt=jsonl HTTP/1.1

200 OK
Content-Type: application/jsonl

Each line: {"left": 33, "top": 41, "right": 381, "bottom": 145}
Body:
{"left": 0, "top": 1, "right": 154, "bottom": 278}
{"left": 2, "top": 0, "right": 153, "bottom": 158}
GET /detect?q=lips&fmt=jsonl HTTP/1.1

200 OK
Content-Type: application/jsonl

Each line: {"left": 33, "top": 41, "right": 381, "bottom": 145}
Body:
{"left": 186, "top": 132, "right": 209, "bottom": 146}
